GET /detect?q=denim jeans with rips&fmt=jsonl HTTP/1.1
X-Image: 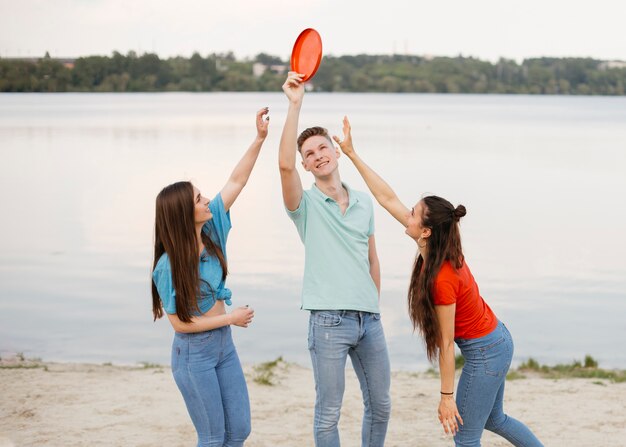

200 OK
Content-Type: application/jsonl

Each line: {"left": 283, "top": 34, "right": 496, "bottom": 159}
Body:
{"left": 308, "top": 310, "right": 391, "bottom": 447}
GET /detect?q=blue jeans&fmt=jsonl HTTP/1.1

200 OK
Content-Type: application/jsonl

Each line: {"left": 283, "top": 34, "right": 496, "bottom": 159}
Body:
{"left": 308, "top": 310, "right": 391, "bottom": 447}
{"left": 454, "top": 321, "right": 543, "bottom": 447}
{"left": 172, "top": 326, "right": 251, "bottom": 447}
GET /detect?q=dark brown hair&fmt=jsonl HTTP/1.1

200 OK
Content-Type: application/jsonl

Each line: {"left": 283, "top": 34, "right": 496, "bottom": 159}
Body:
{"left": 151, "top": 181, "right": 228, "bottom": 323}
{"left": 297, "top": 126, "right": 333, "bottom": 153}
{"left": 408, "top": 195, "right": 466, "bottom": 362}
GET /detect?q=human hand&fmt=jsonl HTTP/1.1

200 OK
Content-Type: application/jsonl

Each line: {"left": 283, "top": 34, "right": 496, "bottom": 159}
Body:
{"left": 332, "top": 116, "right": 355, "bottom": 158}
{"left": 282, "top": 72, "right": 305, "bottom": 104}
{"left": 229, "top": 306, "right": 255, "bottom": 328}
{"left": 438, "top": 396, "right": 463, "bottom": 436}
{"left": 256, "top": 107, "right": 269, "bottom": 139}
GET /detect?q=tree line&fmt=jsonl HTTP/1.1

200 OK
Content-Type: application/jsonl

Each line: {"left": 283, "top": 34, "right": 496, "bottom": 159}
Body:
{"left": 1, "top": 51, "right": 625, "bottom": 94}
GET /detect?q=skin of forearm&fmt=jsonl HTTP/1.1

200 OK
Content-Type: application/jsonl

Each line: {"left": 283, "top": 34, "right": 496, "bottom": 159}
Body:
{"left": 229, "top": 136, "right": 265, "bottom": 186}
{"left": 370, "top": 258, "right": 381, "bottom": 295}
{"left": 279, "top": 101, "right": 302, "bottom": 171}
{"left": 439, "top": 341, "right": 457, "bottom": 393}
{"left": 347, "top": 152, "right": 398, "bottom": 206}
{"left": 171, "top": 313, "right": 232, "bottom": 333}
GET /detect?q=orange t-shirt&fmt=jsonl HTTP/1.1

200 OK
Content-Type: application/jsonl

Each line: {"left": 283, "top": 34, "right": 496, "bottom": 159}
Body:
{"left": 433, "top": 260, "right": 497, "bottom": 339}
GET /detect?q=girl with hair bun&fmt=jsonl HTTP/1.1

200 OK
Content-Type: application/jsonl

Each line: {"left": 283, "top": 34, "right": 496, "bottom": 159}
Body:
{"left": 334, "top": 116, "right": 543, "bottom": 446}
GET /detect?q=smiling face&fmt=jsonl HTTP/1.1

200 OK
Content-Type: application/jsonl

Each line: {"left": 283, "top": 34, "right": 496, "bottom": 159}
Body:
{"left": 405, "top": 200, "right": 431, "bottom": 242}
{"left": 300, "top": 135, "right": 340, "bottom": 178}
{"left": 192, "top": 185, "right": 212, "bottom": 225}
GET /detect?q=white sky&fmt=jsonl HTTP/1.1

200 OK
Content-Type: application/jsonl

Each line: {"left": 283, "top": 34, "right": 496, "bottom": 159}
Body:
{"left": 1, "top": 0, "right": 625, "bottom": 61}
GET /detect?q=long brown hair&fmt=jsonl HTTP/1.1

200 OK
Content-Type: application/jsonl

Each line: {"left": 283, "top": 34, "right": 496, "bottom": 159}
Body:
{"left": 151, "top": 181, "right": 228, "bottom": 323}
{"left": 408, "top": 195, "right": 466, "bottom": 362}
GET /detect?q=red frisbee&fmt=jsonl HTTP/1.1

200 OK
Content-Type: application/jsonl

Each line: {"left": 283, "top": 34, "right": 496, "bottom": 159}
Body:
{"left": 290, "top": 28, "right": 323, "bottom": 82}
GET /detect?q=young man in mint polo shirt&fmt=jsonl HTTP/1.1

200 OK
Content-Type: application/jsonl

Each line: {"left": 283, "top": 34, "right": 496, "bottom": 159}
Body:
{"left": 278, "top": 72, "right": 391, "bottom": 447}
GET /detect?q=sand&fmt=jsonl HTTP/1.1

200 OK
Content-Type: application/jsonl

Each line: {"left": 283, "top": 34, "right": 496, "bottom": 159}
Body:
{"left": 1, "top": 358, "right": 624, "bottom": 446}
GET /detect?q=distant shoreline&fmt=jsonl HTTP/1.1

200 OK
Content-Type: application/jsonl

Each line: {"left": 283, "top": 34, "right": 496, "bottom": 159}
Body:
{"left": 2, "top": 53, "right": 625, "bottom": 95}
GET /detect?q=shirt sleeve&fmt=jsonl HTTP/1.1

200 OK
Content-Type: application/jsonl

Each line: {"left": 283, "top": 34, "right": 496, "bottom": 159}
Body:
{"left": 285, "top": 193, "right": 307, "bottom": 242}
{"left": 203, "top": 192, "right": 232, "bottom": 251}
{"left": 433, "top": 276, "right": 458, "bottom": 305}
{"left": 152, "top": 267, "right": 177, "bottom": 314}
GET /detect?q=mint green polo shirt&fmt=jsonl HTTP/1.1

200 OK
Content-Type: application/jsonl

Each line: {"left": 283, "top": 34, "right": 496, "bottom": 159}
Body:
{"left": 286, "top": 183, "right": 380, "bottom": 313}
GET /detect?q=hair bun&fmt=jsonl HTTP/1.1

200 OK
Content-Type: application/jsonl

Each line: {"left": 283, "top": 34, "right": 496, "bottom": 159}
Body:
{"left": 453, "top": 205, "right": 466, "bottom": 221}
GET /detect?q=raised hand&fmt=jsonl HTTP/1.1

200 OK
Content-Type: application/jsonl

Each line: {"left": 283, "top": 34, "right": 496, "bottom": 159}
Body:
{"left": 256, "top": 107, "right": 269, "bottom": 140}
{"left": 229, "top": 306, "right": 255, "bottom": 328}
{"left": 438, "top": 396, "right": 464, "bottom": 436}
{"left": 332, "top": 115, "right": 355, "bottom": 158}
{"left": 282, "top": 71, "right": 305, "bottom": 104}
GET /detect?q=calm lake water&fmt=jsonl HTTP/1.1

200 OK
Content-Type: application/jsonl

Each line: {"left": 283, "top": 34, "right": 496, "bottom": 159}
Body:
{"left": 1, "top": 93, "right": 625, "bottom": 370}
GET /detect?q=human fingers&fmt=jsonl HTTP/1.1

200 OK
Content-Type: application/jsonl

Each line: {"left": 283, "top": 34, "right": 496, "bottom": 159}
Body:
{"left": 441, "top": 419, "right": 451, "bottom": 435}
{"left": 342, "top": 115, "right": 351, "bottom": 133}
{"left": 256, "top": 107, "right": 269, "bottom": 120}
{"left": 450, "top": 417, "right": 458, "bottom": 434}
{"left": 285, "top": 72, "right": 304, "bottom": 86}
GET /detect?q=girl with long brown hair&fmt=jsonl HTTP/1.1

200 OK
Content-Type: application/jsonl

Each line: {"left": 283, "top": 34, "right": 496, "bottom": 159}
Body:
{"left": 152, "top": 107, "right": 269, "bottom": 447}
{"left": 334, "top": 117, "right": 543, "bottom": 446}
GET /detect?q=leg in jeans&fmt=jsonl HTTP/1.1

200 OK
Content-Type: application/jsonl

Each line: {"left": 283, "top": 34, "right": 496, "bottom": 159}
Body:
{"left": 454, "top": 322, "right": 543, "bottom": 447}
{"left": 216, "top": 326, "right": 251, "bottom": 447}
{"left": 349, "top": 313, "right": 391, "bottom": 447}
{"left": 172, "top": 329, "right": 226, "bottom": 447}
{"left": 308, "top": 311, "right": 357, "bottom": 447}
{"left": 483, "top": 326, "right": 543, "bottom": 446}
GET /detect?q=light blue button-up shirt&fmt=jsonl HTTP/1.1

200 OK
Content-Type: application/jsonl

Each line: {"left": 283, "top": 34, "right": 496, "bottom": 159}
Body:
{"left": 153, "top": 193, "right": 233, "bottom": 315}
{"left": 287, "top": 183, "right": 380, "bottom": 313}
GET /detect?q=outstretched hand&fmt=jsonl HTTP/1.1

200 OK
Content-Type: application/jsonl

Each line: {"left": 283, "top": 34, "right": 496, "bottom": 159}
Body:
{"left": 256, "top": 107, "right": 269, "bottom": 139}
{"left": 332, "top": 116, "right": 355, "bottom": 158}
{"left": 438, "top": 396, "right": 464, "bottom": 436}
{"left": 282, "top": 71, "right": 305, "bottom": 104}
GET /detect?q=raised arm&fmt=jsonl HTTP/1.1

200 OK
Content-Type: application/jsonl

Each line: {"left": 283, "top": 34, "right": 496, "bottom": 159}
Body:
{"left": 278, "top": 72, "right": 305, "bottom": 211}
{"left": 334, "top": 116, "right": 410, "bottom": 227}
{"left": 220, "top": 107, "right": 269, "bottom": 211}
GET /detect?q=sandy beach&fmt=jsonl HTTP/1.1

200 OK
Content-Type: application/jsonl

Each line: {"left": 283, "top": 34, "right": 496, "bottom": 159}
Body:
{"left": 1, "top": 358, "right": 624, "bottom": 447}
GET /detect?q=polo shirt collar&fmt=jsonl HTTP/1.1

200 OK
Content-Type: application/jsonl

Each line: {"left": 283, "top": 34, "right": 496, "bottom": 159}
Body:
{"left": 311, "top": 182, "right": 359, "bottom": 209}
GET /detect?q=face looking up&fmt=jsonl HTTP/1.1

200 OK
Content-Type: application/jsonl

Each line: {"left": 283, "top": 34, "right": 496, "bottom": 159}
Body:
{"left": 300, "top": 135, "right": 340, "bottom": 177}
{"left": 406, "top": 200, "right": 431, "bottom": 243}
{"left": 193, "top": 185, "right": 212, "bottom": 225}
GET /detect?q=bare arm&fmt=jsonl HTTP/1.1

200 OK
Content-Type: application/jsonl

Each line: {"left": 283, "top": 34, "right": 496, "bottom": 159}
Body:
{"left": 221, "top": 107, "right": 269, "bottom": 211}
{"left": 435, "top": 304, "right": 463, "bottom": 435}
{"left": 278, "top": 72, "right": 304, "bottom": 211}
{"left": 334, "top": 116, "right": 410, "bottom": 227}
{"left": 166, "top": 306, "right": 254, "bottom": 333}
{"left": 368, "top": 234, "right": 381, "bottom": 296}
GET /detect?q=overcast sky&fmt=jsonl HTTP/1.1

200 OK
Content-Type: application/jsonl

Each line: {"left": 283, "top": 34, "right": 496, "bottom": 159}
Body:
{"left": 1, "top": 0, "right": 624, "bottom": 61}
